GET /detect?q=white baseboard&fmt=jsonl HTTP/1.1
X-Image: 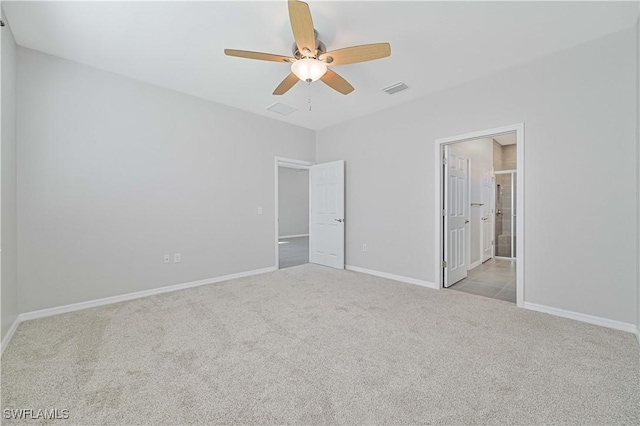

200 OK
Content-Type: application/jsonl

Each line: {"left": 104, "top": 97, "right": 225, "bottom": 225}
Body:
{"left": 468, "top": 260, "right": 482, "bottom": 270}
{"left": 346, "top": 265, "right": 437, "bottom": 289}
{"left": 1, "top": 266, "right": 277, "bottom": 356}
{"left": 20, "top": 266, "right": 277, "bottom": 322}
{"left": 1, "top": 317, "right": 21, "bottom": 357}
{"left": 523, "top": 302, "right": 639, "bottom": 335}
{"left": 279, "top": 234, "right": 309, "bottom": 239}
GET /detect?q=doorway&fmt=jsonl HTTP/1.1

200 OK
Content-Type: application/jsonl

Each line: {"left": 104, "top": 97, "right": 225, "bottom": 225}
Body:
{"left": 434, "top": 124, "right": 524, "bottom": 307}
{"left": 275, "top": 157, "right": 313, "bottom": 269}
{"left": 275, "top": 157, "right": 346, "bottom": 270}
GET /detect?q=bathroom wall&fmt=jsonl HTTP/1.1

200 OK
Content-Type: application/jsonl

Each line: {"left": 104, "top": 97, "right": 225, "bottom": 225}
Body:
{"left": 493, "top": 140, "right": 503, "bottom": 171}
{"left": 493, "top": 140, "right": 517, "bottom": 171}
{"left": 502, "top": 145, "right": 517, "bottom": 170}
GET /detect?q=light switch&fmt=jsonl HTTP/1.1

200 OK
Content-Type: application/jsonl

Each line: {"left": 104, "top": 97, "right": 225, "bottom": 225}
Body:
{"left": 174, "top": 253, "right": 181, "bottom": 263}
{"left": 257, "top": 207, "right": 263, "bottom": 215}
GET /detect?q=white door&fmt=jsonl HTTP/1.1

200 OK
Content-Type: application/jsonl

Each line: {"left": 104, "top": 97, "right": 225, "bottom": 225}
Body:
{"left": 443, "top": 146, "right": 469, "bottom": 287}
{"left": 482, "top": 172, "right": 494, "bottom": 262}
{"left": 309, "top": 160, "right": 345, "bottom": 269}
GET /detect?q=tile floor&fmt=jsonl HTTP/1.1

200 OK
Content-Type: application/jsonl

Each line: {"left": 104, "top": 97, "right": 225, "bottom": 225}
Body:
{"left": 448, "top": 258, "right": 516, "bottom": 303}
{"left": 278, "top": 236, "right": 309, "bottom": 269}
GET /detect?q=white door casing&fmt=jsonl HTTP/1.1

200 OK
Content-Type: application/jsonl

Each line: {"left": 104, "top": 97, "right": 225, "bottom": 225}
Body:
{"left": 309, "top": 160, "right": 345, "bottom": 269}
{"left": 482, "top": 171, "right": 494, "bottom": 262}
{"left": 444, "top": 146, "right": 469, "bottom": 287}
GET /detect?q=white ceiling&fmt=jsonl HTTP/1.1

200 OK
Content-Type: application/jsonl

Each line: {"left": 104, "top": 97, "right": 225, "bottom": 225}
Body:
{"left": 4, "top": 1, "right": 638, "bottom": 131}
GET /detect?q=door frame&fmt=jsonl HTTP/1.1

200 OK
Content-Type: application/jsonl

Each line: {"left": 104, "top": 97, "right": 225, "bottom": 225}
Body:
{"left": 434, "top": 123, "right": 525, "bottom": 307}
{"left": 274, "top": 157, "right": 315, "bottom": 269}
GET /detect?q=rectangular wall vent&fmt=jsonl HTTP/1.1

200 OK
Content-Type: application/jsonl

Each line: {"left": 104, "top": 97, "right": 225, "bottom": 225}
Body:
{"left": 267, "top": 102, "right": 297, "bottom": 116}
{"left": 382, "top": 82, "right": 409, "bottom": 95}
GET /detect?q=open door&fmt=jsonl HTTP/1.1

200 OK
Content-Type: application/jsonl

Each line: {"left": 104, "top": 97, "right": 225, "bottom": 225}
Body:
{"left": 309, "top": 160, "right": 344, "bottom": 269}
{"left": 443, "top": 146, "right": 469, "bottom": 287}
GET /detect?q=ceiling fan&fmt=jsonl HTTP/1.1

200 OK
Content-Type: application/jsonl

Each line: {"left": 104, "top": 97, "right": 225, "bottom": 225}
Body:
{"left": 224, "top": 0, "right": 391, "bottom": 96}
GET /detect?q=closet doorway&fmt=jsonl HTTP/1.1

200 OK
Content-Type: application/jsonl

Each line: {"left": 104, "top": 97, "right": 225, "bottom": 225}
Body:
{"left": 275, "top": 157, "right": 312, "bottom": 269}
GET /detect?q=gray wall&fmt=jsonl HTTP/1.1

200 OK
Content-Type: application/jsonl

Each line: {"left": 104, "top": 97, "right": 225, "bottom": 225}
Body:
{"left": 278, "top": 167, "right": 309, "bottom": 237}
{"left": 636, "top": 17, "right": 640, "bottom": 337}
{"left": 17, "top": 48, "right": 315, "bottom": 313}
{"left": 316, "top": 28, "right": 638, "bottom": 325}
{"left": 1, "top": 10, "right": 19, "bottom": 340}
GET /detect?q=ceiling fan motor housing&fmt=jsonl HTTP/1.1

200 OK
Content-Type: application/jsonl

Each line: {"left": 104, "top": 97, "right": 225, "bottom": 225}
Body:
{"left": 292, "top": 29, "right": 326, "bottom": 60}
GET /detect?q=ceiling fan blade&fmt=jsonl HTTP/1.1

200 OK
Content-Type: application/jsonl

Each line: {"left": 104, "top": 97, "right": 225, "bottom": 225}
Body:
{"left": 320, "top": 69, "right": 354, "bottom": 95}
{"left": 224, "top": 49, "right": 294, "bottom": 63}
{"left": 319, "top": 43, "right": 391, "bottom": 66}
{"left": 273, "top": 73, "right": 300, "bottom": 95}
{"left": 288, "top": 0, "right": 316, "bottom": 57}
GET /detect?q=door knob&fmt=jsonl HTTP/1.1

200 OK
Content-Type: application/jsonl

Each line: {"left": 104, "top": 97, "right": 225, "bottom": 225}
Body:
{"left": 465, "top": 220, "right": 469, "bottom": 224}
{"left": 335, "top": 218, "right": 343, "bottom": 222}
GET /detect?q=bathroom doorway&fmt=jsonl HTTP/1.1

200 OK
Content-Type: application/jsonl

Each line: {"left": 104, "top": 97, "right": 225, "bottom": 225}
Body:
{"left": 434, "top": 124, "right": 524, "bottom": 306}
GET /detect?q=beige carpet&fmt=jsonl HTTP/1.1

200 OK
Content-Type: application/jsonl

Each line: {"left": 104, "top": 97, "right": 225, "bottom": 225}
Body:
{"left": 2, "top": 264, "right": 638, "bottom": 425}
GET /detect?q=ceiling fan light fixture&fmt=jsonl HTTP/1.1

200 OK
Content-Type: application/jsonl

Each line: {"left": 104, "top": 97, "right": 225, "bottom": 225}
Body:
{"left": 291, "top": 58, "right": 327, "bottom": 83}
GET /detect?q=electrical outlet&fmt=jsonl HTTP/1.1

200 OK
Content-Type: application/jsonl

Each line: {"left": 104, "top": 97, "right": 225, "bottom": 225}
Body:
{"left": 174, "top": 253, "right": 181, "bottom": 263}
{"left": 163, "top": 254, "right": 171, "bottom": 264}
{"left": 257, "top": 207, "right": 263, "bottom": 215}
{"left": 362, "top": 244, "right": 367, "bottom": 252}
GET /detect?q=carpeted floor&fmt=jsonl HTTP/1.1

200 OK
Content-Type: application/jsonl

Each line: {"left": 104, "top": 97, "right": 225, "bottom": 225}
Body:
{"left": 2, "top": 264, "right": 638, "bottom": 425}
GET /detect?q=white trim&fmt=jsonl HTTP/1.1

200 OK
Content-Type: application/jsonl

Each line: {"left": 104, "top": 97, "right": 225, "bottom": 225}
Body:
{"left": 279, "top": 234, "right": 309, "bottom": 239}
{"left": 468, "top": 260, "right": 482, "bottom": 270}
{"left": 19, "top": 266, "right": 276, "bottom": 323}
{"left": 434, "top": 123, "right": 525, "bottom": 308}
{"left": 523, "top": 302, "right": 639, "bottom": 335}
{"left": 346, "top": 265, "right": 437, "bottom": 289}
{"left": 1, "top": 317, "right": 21, "bottom": 357}
{"left": 275, "top": 156, "right": 314, "bottom": 269}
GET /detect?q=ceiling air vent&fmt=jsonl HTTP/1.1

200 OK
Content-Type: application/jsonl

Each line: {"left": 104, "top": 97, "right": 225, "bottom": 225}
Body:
{"left": 382, "top": 82, "right": 409, "bottom": 95}
{"left": 267, "top": 102, "right": 297, "bottom": 116}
